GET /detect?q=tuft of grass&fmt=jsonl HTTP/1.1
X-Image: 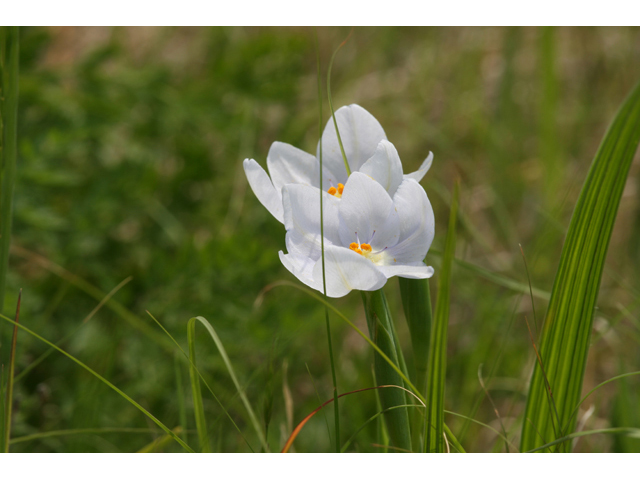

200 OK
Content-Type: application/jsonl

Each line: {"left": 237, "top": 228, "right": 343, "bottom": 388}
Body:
{"left": 521, "top": 80, "right": 640, "bottom": 452}
{"left": 425, "top": 180, "right": 459, "bottom": 453}
{"left": 0, "top": 312, "right": 194, "bottom": 452}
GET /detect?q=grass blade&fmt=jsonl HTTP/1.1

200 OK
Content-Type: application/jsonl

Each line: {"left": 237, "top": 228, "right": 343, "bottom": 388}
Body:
{"left": 0, "top": 313, "right": 194, "bottom": 452}
{"left": 425, "top": 180, "right": 459, "bottom": 453}
{"left": 187, "top": 318, "right": 211, "bottom": 452}
{"left": 521, "top": 80, "right": 640, "bottom": 452}
{"left": 189, "top": 316, "right": 269, "bottom": 452}
{"left": 0, "top": 27, "right": 18, "bottom": 314}
{"left": 399, "top": 277, "right": 432, "bottom": 397}
{"left": 2, "top": 290, "right": 20, "bottom": 452}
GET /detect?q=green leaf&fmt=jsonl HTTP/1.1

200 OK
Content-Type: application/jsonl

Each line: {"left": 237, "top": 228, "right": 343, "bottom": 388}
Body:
{"left": 425, "top": 180, "right": 459, "bottom": 453}
{"left": 362, "top": 289, "right": 412, "bottom": 452}
{"left": 520, "top": 80, "right": 640, "bottom": 452}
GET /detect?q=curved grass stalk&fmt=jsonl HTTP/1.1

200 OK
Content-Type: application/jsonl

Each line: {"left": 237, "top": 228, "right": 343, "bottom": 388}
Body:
{"left": 188, "top": 316, "right": 269, "bottom": 452}
{"left": 327, "top": 30, "right": 353, "bottom": 176}
{"left": 145, "top": 311, "right": 254, "bottom": 452}
{"left": 0, "top": 313, "right": 193, "bottom": 453}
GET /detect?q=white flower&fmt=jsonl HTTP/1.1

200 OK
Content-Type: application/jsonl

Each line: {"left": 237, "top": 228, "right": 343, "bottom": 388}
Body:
{"left": 243, "top": 104, "right": 433, "bottom": 223}
{"left": 278, "top": 172, "right": 435, "bottom": 298}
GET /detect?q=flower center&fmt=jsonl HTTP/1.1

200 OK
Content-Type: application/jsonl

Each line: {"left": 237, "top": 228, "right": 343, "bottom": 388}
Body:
{"left": 349, "top": 242, "right": 372, "bottom": 256}
{"left": 328, "top": 183, "right": 344, "bottom": 198}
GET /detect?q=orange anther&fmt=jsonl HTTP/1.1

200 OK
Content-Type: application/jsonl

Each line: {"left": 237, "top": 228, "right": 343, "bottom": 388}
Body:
{"left": 361, "top": 244, "right": 372, "bottom": 252}
{"left": 337, "top": 183, "right": 344, "bottom": 195}
{"left": 328, "top": 186, "right": 337, "bottom": 196}
{"left": 349, "top": 242, "right": 359, "bottom": 250}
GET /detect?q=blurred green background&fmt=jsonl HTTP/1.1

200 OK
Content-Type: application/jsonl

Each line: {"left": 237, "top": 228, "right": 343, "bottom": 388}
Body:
{"left": 2, "top": 26, "right": 640, "bottom": 452}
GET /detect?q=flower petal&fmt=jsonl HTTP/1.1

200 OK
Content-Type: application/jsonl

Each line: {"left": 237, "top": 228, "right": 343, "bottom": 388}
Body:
{"left": 384, "top": 179, "right": 435, "bottom": 264}
{"left": 279, "top": 251, "right": 317, "bottom": 289}
{"left": 319, "top": 104, "right": 387, "bottom": 182}
{"left": 377, "top": 263, "right": 435, "bottom": 279}
{"left": 312, "top": 245, "right": 387, "bottom": 298}
{"left": 404, "top": 152, "right": 434, "bottom": 182}
{"left": 359, "top": 140, "right": 404, "bottom": 196}
{"left": 282, "top": 184, "right": 341, "bottom": 248}
{"left": 267, "top": 141, "right": 336, "bottom": 192}
{"left": 338, "top": 172, "right": 399, "bottom": 250}
{"left": 243, "top": 158, "right": 284, "bottom": 223}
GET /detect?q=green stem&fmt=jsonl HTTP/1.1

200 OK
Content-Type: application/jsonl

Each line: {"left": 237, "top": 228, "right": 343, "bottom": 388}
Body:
{"left": 316, "top": 31, "right": 340, "bottom": 452}
{"left": 362, "top": 289, "right": 412, "bottom": 452}
{"left": 327, "top": 31, "right": 352, "bottom": 176}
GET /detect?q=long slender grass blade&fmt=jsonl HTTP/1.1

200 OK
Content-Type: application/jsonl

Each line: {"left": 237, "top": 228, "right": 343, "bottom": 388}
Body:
{"left": 189, "top": 316, "right": 269, "bottom": 452}
{"left": 187, "top": 318, "right": 211, "bottom": 452}
{"left": 2, "top": 290, "right": 20, "bottom": 452}
{"left": 0, "top": 27, "right": 18, "bottom": 315}
{"left": 425, "top": 180, "right": 459, "bottom": 453}
{"left": 521, "top": 80, "right": 640, "bottom": 452}
{"left": 0, "top": 313, "right": 193, "bottom": 452}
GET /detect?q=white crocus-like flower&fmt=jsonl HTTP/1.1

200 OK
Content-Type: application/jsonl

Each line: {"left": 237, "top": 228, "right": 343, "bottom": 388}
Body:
{"left": 243, "top": 104, "right": 433, "bottom": 223}
{"left": 278, "top": 171, "right": 435, "bottom": 298}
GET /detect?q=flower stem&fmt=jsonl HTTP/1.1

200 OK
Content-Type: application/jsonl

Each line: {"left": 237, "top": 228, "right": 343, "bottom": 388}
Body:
{"left": 316, "top": 31, "right": 340, "bottom": 452}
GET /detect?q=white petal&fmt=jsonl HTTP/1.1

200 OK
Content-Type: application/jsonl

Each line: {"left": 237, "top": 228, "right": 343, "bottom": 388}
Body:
{"left": 279, "top": 251, "right": 317, "bottom": 289}
{"left": 312, "top": 245, "right": 387, "bottom": 298}
{"left": 359, "top": 140, "right": 404, "bottom": 196}
{"left": 282, "top": 184, "right": 341, "bottom": 246}
{"left": 267, "top": 142, "right": 335, "bottom": 192}
{"left": 338, "top": 172, "right": 400, "bottom": 250}
{"left": 385, "top": 179, "right": 435, "bottom": 264}
{"left": 404, "top": 152, "right": 433, "bottom": 182}
{"left": 243, "top": 159, "right": 284, "bottom": 223}
{"left": 319, "top": 104, "right": 387, "bottom": 182}
{"left": 377, "top": 264, "right": 435, "bottom": 279}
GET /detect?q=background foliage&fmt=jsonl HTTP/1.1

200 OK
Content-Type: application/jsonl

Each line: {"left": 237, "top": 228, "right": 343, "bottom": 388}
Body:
{"left": 2, "top": 26, "right": 640, "bottom": 452}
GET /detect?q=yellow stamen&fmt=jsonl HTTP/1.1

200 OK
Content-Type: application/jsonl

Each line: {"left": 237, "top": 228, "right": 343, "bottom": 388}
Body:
{"left": 337, "top": 183, "right": 344, "bottom": 195}
{"left": 360, "top": 243, "right": 372, "bottom": 252}
{"left": 328, "top": 186, "right": 337, "bottom": 196}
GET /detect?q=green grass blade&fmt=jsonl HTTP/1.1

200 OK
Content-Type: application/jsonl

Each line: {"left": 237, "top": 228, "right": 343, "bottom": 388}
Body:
{"left": 521, "top": 80, "right": 640, "bottom": 452}
{"left": 316, "top": 30, "right": 340, "bottom": 453}
{"left": 327, "top": 30, "right": 352, "bottom": 176}
{"left": 190, "top": 316, "right": 269, "bottom": 452}
{"left": 187, "top": 318, "right": 211, "bottom": 452}
{"left": 10, "top": 428, "right": 160, "bottom": 446}
{"left": 341, "top": 404, "right": 420, "bottom": 453}
{"left": 425, "top": 180, "right": 459, "bottom": 453}
{"left": 146, "top": 311, "right": 254, "bottom": 452}
{"left": 362, "top": 289, "right": 412, "bottom": 452}
{"left": 2, "top": 290, "right": 20, "bottom": 452}
{"left": 399, "top": 277, "right": 432, "bottom": 397}
{"left": 0, "top": 313, "right": 194, "bottom": 452}
{"left": 174, "top": 354, "right": 188, "bottom": 445}
{"left": 0, "top": 26, "right": 18, "bottom": 315}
